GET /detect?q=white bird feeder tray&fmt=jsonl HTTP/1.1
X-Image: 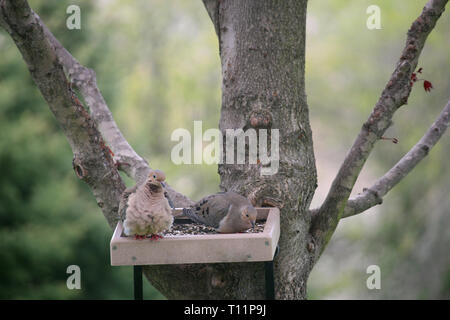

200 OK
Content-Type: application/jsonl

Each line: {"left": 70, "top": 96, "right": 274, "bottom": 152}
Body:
{"left": 110, "top": 207, "right": 280, "bottom": 266}
{"left": 110, "top": 207, "right": 280, "bottom": 300}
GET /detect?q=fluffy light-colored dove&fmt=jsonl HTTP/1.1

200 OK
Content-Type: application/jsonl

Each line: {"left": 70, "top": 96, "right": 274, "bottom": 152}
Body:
{"left": 182, "top": 191, "right": 257, "bottom": 233}
{"left": 119, "top": 169, "right": 173, "bottom": 240}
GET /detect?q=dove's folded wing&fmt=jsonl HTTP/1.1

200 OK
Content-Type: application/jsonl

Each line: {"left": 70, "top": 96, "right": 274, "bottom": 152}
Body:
{"left": 184, "top": 192, "right": 231, "bottom": 228}
{"left": 118, "top": 184, "right": 138, "bottom": 221}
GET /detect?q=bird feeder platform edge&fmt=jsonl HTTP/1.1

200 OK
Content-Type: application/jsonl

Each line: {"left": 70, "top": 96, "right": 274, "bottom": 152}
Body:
{"left": 110, "top": 207, "right": 280, "bottom": 266}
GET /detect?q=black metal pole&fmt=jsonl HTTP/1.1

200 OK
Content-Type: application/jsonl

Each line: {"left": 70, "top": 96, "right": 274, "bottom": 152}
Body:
{"left": 264, "top": 261, "right": 275, "bottom": 300}
{"left": 265, "top": 245, "right": 279, "bottom": 300}
{"left": 134, "top": 265, "right": 143, "bottom": 300}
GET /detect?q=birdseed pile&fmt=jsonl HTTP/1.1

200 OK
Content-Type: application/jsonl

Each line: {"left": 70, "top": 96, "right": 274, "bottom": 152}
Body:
{"left": 162, "top": 220, "right": 265, "bottom": 236}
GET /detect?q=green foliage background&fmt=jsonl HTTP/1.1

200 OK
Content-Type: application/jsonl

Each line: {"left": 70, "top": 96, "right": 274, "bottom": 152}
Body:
{"left": 0, "top": 0, "right": 448, "bottom": 299}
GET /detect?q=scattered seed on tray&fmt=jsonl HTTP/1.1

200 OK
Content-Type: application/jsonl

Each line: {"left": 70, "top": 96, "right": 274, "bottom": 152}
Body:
{"left": 162, "top": 221, "right": 265, "bottom": 236}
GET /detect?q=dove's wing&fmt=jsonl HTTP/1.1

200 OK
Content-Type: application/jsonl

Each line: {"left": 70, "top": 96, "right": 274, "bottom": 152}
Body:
{"left": 183, "top": 192, "right": 231, "bottom": 228}
{"left": 118, "top": 184, "right": 138, "bottom": 221}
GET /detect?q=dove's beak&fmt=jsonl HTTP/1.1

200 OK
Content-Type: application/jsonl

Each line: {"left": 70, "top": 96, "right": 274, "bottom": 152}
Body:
{"left": 160, "top": 182, "right": 166, "bottom": 188}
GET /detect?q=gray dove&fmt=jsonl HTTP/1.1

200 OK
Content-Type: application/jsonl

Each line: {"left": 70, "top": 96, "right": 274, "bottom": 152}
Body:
{"left": 119, "top": 169, "right": 173, "bottom": 240}
{"left": 182, "top": 191, "right": 257, "bottom": 233}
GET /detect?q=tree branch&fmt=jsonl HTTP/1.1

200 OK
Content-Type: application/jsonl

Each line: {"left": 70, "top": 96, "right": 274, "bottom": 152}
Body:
{"left": 310, "top": 0, "right": 448, "bottom": 250}
{"left": 39, "top": 19, "right": 150, "bottom": 184}
{"left": 36, "top": 10, "right": 193, "bottom": 207}
{"left": 202, "top": 0, "right": 220, "bottom": 36}
{"left": 342, "top": 99, "right": 450, "bottom": 218}
{"left": 0, "top": 0, "right": 125, "bottom": 227}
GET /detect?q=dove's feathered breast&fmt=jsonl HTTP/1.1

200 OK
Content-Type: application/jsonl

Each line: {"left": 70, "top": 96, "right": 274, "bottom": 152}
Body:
{"left": 122, "top": 172, "right": 173, "bottom": 236}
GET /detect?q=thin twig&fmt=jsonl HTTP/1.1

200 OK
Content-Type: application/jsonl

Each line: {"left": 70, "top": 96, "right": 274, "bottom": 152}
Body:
{"left": 342, "top": 99, "right": 450, "bottom": 218}
{"left": 310, "top": 0, "right": 448, "bottom": 251}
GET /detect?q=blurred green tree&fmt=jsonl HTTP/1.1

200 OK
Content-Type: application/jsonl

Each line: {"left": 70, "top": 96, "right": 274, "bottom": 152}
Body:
{"left": 0, "top": 0, "right": 163, "bottom": 299}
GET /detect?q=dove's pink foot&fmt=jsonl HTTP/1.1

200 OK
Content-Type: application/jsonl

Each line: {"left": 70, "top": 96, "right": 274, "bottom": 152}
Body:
{"left": 149, "top": 234, "right": 163, "bottom": 241}
{"left": 134, "top": 235, "right": 146, "bottom": 240}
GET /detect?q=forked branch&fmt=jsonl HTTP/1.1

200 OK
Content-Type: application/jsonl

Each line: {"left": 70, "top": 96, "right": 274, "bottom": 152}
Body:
{"left": 39, "top": 20, "right": 150, "bottom": 184}
{"left": 0, "top": 0, "right": 193, "bottom": 221}
{"left": 0, "top": 0, "right": 125, "bottom": 227}
{"left": 22, "top": 5, "right": 192, "bottom": 207}
{"left": 310, "top": 0, "right": 448, "bottom": 250}
{"left": 343, "top": 100, "right": 450, "bottom": 218}
{"left": 39, "top": 12, "right": 192, "bottom": 207}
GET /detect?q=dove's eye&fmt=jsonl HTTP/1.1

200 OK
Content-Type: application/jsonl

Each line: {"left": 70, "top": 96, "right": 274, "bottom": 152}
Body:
{"left": 153, "top": 175, "right": 157, "bottom": 178}
{"left": 246, "top": 214, "right": 249, "bottom": 217}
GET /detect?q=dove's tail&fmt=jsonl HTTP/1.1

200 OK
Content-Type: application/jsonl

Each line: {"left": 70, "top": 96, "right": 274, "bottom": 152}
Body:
{"left": 164, "top": 191, "right": 175, "bottom": 209}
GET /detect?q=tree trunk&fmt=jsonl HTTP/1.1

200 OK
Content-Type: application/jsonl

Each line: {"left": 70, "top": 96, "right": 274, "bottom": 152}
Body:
{"left": 213, "top": 0, "right": 317, "bottom": 299}
{"left": 147, "top": 0, "right": 316, "bottom": 300}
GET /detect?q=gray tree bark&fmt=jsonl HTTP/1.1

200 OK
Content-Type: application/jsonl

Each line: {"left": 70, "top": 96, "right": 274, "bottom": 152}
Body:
{"left": 206, "top": 0, "right": 317, "bottom": 299}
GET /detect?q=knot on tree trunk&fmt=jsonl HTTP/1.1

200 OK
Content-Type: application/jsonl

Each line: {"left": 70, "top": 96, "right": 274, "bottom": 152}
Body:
{"left": 248, "top": 109, "right": 273, "bottom": 129}
{"left": 72, "top": 155, "right": 87, "bottom": 180}
{"left": 247, "top": 184, "right": 283, "bottom": 208}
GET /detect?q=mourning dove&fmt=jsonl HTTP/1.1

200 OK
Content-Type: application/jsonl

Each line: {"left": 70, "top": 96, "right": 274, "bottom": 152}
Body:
{"left": 182, "top": 191, "right": 257, "bottom": 233}
{"left": 119, "top": 169, "right": 173, "bottom": 240}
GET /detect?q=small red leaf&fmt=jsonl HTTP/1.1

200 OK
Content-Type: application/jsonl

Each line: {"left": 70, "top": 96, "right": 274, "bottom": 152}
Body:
{"left": 424, "top": 80, "right": 433, "bottom": 92}
{"left": 107, "top": 146, "right": 115, "bottom": 157}
{"left": 410, "top": 72, "right": 417, "bottom": 82}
